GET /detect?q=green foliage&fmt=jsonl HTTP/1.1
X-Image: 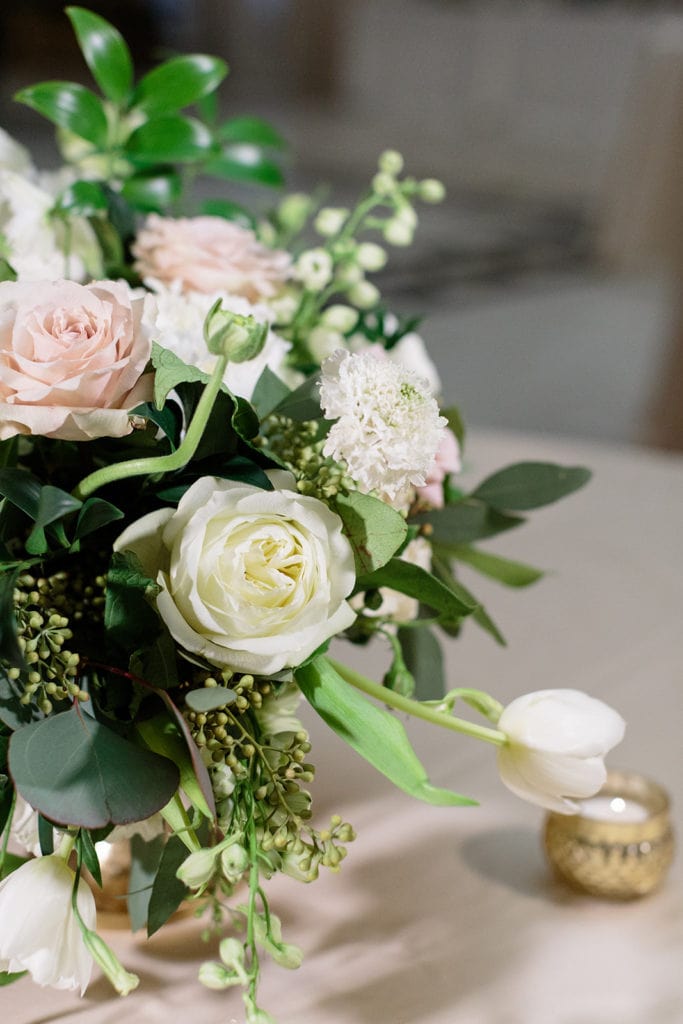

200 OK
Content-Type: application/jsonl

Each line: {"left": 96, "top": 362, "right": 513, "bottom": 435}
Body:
{"left": 66, "top": 6, "right": 134, "bottom": 103}
{"left": 297, "top": 657, "right": 474, "bottom": 806}
{"left": 9, "top": 705, "right": 179, "bottom": 828}
{"left": 471, "top": 462, "right": 591, "bottom": 512}
{"left": 413, "top": 502, "right": 524, "bottom": 546}
{"left": 137, "top": 712, "right": 214, "bottom": 819}
{"left": 397, "top": 625, "right": 446, "bottom": 701}
{"left": 105, "top": 551, "right": 161, "bottom": 651}
{"left": 250, "top": 367, "right": 292, "bottom": 420}
{"left": 356, "top": 558, "right": 476, "bottom": 626}
{"left": 147, "top": 835, "right": 190, "bottom": 936}
{"left": 334, "top": 491, "right": 407, "bottom": 575}
{"left": 15, "top": 82, "right": 108, "bottom": 147}
{"left": 131, "top": 55, "right": 228, "bottom": 117}
{"left": 448, "top": 545, "right": 544, "bottom": 588}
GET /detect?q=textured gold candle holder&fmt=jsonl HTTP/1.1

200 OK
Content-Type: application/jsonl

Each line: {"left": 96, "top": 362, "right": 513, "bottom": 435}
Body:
{"left": 544, "top": 770, "right": 675, "bottom": 899}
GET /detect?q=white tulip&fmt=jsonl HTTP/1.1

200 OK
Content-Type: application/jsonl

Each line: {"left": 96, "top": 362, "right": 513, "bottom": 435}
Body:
{"left": 0, "top": 855, "right": 96, "bottom": 993}
{"left": 497, "top": 689, "right": 625, "bottom": 814}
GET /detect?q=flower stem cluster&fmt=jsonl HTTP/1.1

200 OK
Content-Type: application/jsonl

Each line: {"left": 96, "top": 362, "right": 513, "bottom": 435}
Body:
{"left": 259, "top": 415, "right": 355, "bottom": 500}
{"left": 4, "top": 574, "right": 89, "bottom": 713}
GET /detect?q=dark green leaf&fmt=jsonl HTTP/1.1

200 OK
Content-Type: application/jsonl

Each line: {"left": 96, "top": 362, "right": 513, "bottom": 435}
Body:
{"left": 130, "top": 630, "right": 178, "bottom": 691}
{"left": 0, "top": 570, "right": 23, "bottom": 668}
{"left": 105, "top": 550, "right": 161, "bottom": 650}
{"left": 66, "top": 6, "right": 133, "bottom": 103}
{"left": 0, "top": 259, "right": 17, "bottom": 283}
{"left": 217, "top": 455, "right": 273, "bottom": 490}
{"left": 297, "top": 657, "right": 474, "bottom": 806}
{"left": 471, "top": 462, "right": 592, "bottom": 512}
{"left": 441, "top": 404, "right": 466, "bottom": 449}
{"left": 431, "top": 554, "right": 506, "bottom": 647}
{"left": 15, "top": 82, "right": 108, "bottom": 148}
{"left": 204, "top": 149, "right": 284, "bottom": 187}
{"left": 77, "top": 827, "right": 101, "bottom": 886}
{"left": 74, "top": 497, "right": 124, "bottom": 541}
{"left": 397, "top": 626, "right": 445, "bottom": 701}
{"left": 129, "top": 833, "right": 165, "bottom": 932}
{"left": 0, "top": 852, "right": 28, "bottom": 880}
{"left": 26, "top": 486, "right": 82, "bottom": 553}
{"left": 412, "top": 501, "right": 524, "bottom": 545}
{"left": 53, "top": 179, "right": 107, "bottom": 217}
{"left": 199, "top": 198, "right": 255, "bottom": 229}
{"left": 142, "top": 689, "right": 215, "bottom": 819}
{"left": 126, "top": 115, "right": 212, "bottom": 165}
{"left": 217, "top": 116, "right": 285, "bottom": 148}
{"left": 0, "top": 468, "right": 42, "bottom": 519}
{"left": 38, "top": 814, "right": 55, "bottom": 856}
{"left": 0, "top": 437, "right": 18, "bottom": 470}
{"left": 9, "top": 706, "right": 179, "bottom": 828}
{"left": 334, "top": 491, "right": 407, "bottom": 575}
{"left": 272, "top": 373, "right": 322, "bottom": 421}
{"left": 132, "top": 55, "right": 228, "bottom": 117}
{"left": 137, "top": 712, "right": 213, "bottom": 819}
{"left": 356, "top": 559, "right": 477, "bottom": 622}
{"left": 250, "top": 366, "right": 291, "bottom": 420}
{"left": 129, "top": 400, "right": 180, "bottom": 450}
{"left": 147, "top": 835, "right": 190, "bottom": 936}
{"left": 121, "top": 172, "right": 182, "bottom": 213}
{"left": 151, "top": 343, "right": 211, "bottom": 410}
{"left": 0, "top": 676, "right": 35, "bottom": 730}
{"left": 449, "top": 544, "right": 544, "bottom": 587}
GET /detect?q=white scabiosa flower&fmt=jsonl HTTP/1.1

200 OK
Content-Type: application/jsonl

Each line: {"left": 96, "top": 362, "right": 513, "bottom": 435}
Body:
{"left": 319, "top": 349, "right": 446, "bottom": 508}
{"left": 0, "top": 855, "right": 96, "bottom": 993}
{"left": 497, "top": 689, "right": 626, "bottom": 814}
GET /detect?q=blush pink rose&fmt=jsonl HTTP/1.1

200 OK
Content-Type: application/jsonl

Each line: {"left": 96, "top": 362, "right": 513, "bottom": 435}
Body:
{"left": 0, "top": 279, "right": 154, "bottom": 441}
{"left": 416, "top": 427, "right": 461, "bottom": 508}
{"left": 132, "top": 215, "right": 291, "bottom": 302}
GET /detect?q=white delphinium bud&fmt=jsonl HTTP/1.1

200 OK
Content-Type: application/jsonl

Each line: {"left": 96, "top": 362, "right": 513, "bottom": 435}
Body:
{"left": 220, "top": 843, "right": 250, "bottom": 884}
{"left": 356, "top": 241, "right": 387, "bottom": 272}
{"left": 321, "top": 304, "right": 359, "bottom": 333}
{"left": 378, "top": 149, "right": 404, "bottom": 175}
{"left": 277, "top": 193, "right": 311, "bottom": 233}
{"left": 314, "top": 207, "right": 348, "bottom": 237}
{"left": 309, "top": 325, "right": 345, "bottom": 363}
{"left": 372, "top": 171, "right": 396, "bottom": 196}
{"left": 383, "top": 218, "right": 414, "bottom": 246}
{"left": 176, "top": 847, "right": 219, "bottom": 890}
{"left": 497, "top": 689, "right": 626, "bottom": 814}
{"left": 80, "top": 931, "right": 139, "bottom": 996}
{"left": 256, "top": 681, "right": 304, "bottom": 738}
{"left": 295, "top": 248, "right": 333, "bottom": 291}
{"left": 347, "top": 280, "right": 380, "bottom": 309}
{"left": 419, "top": 178, "right": 446, "bottom": 203}
{"left": 319, "top": 349, "right": 446, "bottom": 508}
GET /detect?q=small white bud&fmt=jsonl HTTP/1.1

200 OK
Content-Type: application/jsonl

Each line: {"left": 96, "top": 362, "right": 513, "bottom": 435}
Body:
{"left": 278, "top": 192, "right": 311, "bottom": 232}
{"left": 383, "top": 218, "right": 414, "bottom": 246}
{"left": 372, "top": 172, "right": 396, "bottom": 196}
{"left": 378, "top": 149, "right": 404, "bottom": 175}
{"left": 295, "top": 248, "right": 333, "bottom": 291}
{"left": 176, "top": 847, "right": 217, "bottom": 889}
{"left": 356, "top": 242, "right": 387, "bottom": 272}
{"left": 321, "top": 304, "right": 359, "bottom": 333}
{"left": 309, "top": 326, "right": 345, "bottom": 362}
{"left": 347, "top": 280, "right": 380, "bottom": 309}
{"left": 419, "top": 178, "right": 446, "bottom": 203}
{"left": 314, "top": 207, "right": 348, "bottom": 237}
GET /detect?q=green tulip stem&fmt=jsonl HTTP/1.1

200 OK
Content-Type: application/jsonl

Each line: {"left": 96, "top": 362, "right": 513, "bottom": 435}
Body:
{"left": 72, "top": 353, "right": 229, "bottom": 501}
{"left": 326, "top": 657, "right": 507, "bottom": 748}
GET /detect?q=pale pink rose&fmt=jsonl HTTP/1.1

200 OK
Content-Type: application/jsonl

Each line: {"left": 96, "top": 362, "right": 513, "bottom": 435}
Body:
{"left": 0, "top": 279, "right": 154, "bottom": 441}
{"left": 416, "top": 427, "right": 461, "bottom": 508}
{"left": 132, "top": 215, "right": 291, "bottom": 302}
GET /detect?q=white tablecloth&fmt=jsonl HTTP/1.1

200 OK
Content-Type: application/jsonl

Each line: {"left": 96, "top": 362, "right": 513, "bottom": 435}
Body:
{"left": 5, "top": 430, "right": 683, "bottom": 1024}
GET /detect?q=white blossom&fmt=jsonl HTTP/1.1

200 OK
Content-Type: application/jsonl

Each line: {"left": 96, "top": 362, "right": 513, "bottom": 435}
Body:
{"left": 319, "top": 349, "right": 446, "bottom": 508}
{"left": 294, "top": 248, "right": 333, "bottom": 291}
{"left": 497, "top": 689, "right": 626, "bottom": 814}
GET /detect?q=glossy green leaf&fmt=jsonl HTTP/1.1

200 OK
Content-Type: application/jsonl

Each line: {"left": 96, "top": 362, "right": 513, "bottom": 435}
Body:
{"left": 137, "top": 713, "right": 213, "bottom": 819}
{"left": 297, "top": 657, "right": 474, "bottom": 806}
{"left": 147, "top": 835, "right": 190, "bottom": 936}
{"left": 105, "top": 550, "right": 160, "bottom": 650}
{"left": 217, "top": 116, "right": 285, "bottom": 148}
{"left": 121, "top": 172, "right": 182, "bottom": 213}
{"left": 132, "top": 55, "right": 228, "bottom": 117}
{"left": 356, "top": 558, "right": 476, "bottom": 621}
{"left": 412, "top": 501, "right": 524, "bottom": 545}
{"left": 66, "top": 7, "right": 133, "bottom": 103}
{"left": 449, "top": 545, "right": 544, "bottom": 587}
{"left": 199, "top": 199, "right": 255, "bottom": 229}
{"left": 74, "top": 497, "right": 124, "bottom": 540}
{"left": 9, "top": 707, "right": 179, "bottom": 828}
{"left": 471, "top": 462, "right": 592, "bottom": 512}
{"left": 334, "top": 492, "right": 407, "bottom": 575}
{"left": 397, "top": 626, "right": 445, "bottom": 701}
{"left": 126, "top": 115, "right": 212, "bottom": 165}
{"left": 15, "top": 82, "right": 108, "bottom": 148}
{"left": 53, "top": 179, "right": 108, "bottom": 217}
{"left": 250, "top": 367, "right": 291, "bottom": 420}
{"left": 204, "top": 147, "right": 284, "bottom": 187}
{"left": 77, "top": 827, "right": 102, "bottom": 887}
{"left": 0, "top": 468, "right": 42, "bottom": 519}
{"left": 128, "top": 833, "right": 165, "bottom": 932}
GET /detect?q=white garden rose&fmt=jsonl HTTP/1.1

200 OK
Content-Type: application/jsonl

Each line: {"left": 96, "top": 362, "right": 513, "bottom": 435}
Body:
{"left": 114, "top": 473, "right": 357, "bottom": 675}
{"left": 497, "top": 689, "right": 626, "bottom": 814}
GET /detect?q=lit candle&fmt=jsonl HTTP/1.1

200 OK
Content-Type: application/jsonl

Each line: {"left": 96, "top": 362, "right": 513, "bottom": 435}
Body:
{"left": 579, "top": 795, "right": 649, "bottom": 823}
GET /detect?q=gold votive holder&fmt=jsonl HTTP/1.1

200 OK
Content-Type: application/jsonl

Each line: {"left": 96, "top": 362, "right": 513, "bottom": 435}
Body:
{"left": 544, "top": 769, "right": 675, "bottom": 899}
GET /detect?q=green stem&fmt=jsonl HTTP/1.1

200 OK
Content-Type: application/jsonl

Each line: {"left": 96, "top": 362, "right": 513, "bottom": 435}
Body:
{"left": 58, "top": 831, "right": 77, "bottom": 862}
{"left": 0, "top": 789, "right": 16, "bottom": 875}
{"left": 72, "top": 353, "right": 229, "bottom": 500}
{"left": 161, "top": 793, "right": 202, "bottom": 854}
{"left": 327, "top": 657, "right": 506, "bottom": 747}
{"left": 245, "top": 808, "right": 260, "bottom": 1004}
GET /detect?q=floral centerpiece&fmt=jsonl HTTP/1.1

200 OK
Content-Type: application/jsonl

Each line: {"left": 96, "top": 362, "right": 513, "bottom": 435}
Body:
{"left": 0, "top": 9, "right": 625, "bottom": 1022}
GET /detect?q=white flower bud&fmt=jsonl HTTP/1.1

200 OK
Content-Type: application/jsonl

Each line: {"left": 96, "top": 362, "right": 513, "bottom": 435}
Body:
{"left": 497, "top": 689, "right": 626, "bottom": 814}
{"left": 383, "top": 218, "right": 414, "bottom": 246}
{"left": 198, "top": 960, "right": 235, "bottom": 990}
{"left": 211, "top": 763, "right": 236, "bottom": 801}
{"left": 321, "top": 304, "right": 359, "bottom": 333}
{"left": 81, "top": 930, "right": 139, "bottom": 996}
{"left": 356, "top": 242, "right": 387, "bottom": 272}
{"left": 176, "top": 847, "right": 217, "bottom": 889}
{"left": 395, "top": 203, "right": 418, "bottom": 228}
{"left": 372, "top": 172, "right": 396, "bottom": 196}
{"left": 419, "top": 178, "right": 446, "bottom": 203}
{"left": 347, "top": 280, "right": 380, "bottom": 309}
{"left": 219, "top": 937, "right": 247, "bottom": 973}
{"left": 335, "top": 262, "right": 363, "bottom": 286}
{"left": 278, "top": 192, "right": 311, "bottom": 232}
{"left": 308, "top": 326, "right": 345, "bottom": 362}
{"left": 295, "top": 248, "right": 333, "bottom": 291}
{"left": 220, "top": 842, "right": 250, "bottom": 883}
{"left": 314, "top": 207, "right": 348, "bottom": 237}
{"left": 378, "top": 149, "right": 404, "bottom": 175}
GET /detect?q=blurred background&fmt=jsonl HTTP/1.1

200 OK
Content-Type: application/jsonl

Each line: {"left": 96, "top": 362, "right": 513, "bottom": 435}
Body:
{"left": 1, "top": 0, "right": 682, "bottom": 449}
